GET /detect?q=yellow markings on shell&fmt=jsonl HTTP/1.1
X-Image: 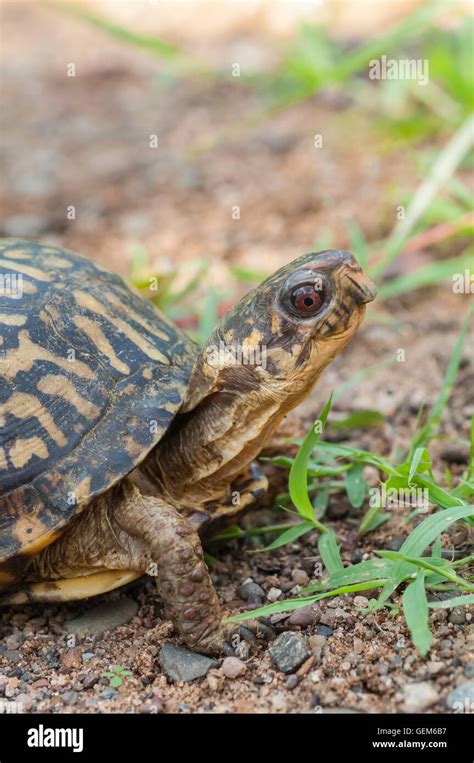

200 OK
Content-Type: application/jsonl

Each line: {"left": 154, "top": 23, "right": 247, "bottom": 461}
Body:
{"left": 2, "top": 392, "right": 67, "bottom": 447}
{"left": 0, "top": 447, "right": 7, "bottom": 470}
{"left": 2, "top": 249, "right": 32, "bottom": 260}
{"left": 123, "top": 433, "right": 144, "bottom": 460}
{"left": 42, "top": 255, "right": 73, "bottom": 269}
{"left": 161, "top": 398, "right": 180, "bottom": 413}
{"left": 0, "top": 258, "right": 52, "bottom": 282}
{"left": 0, "top": 330, "right": 96, "bottom": 381}
{"left": 20, "top": 280, "right": 37, "bottom": 295}
{"left": 70, "top": 476, "right": 92, "bottom": 507}
{"left": 9, "top": 437, "right": 49, "bottom": 469}
{"left": 73, "top": 315, "right": 130, "bottom": 374}
{"left": 142, "top": 368, "right": 152, "bottom": 380}
{"left": 0, "top": 313, "right": 27, "bottom": 326}
{"left": 105, "top": 290, "right": 169, "bottom": 341}
{"left": 73, "top": 290, "right": 170, "bottom": 364}
{"left": 37, "top": 374, "right": 101, "bottom": 420}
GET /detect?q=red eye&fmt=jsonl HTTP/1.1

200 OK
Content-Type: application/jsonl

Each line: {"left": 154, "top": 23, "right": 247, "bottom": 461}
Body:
{"left": 290, "top": 284, "right": 324, "bottom": 314}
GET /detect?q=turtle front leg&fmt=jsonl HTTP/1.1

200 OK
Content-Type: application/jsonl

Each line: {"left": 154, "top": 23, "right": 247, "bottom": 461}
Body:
{"left": 22, "top": 480, "right": 227, "bottom": 654}
{"left": 114, "top": 482, "right": 226, "bottom": 654}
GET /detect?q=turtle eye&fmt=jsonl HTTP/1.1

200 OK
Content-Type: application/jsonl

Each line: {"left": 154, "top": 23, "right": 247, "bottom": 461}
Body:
{"left": 290, "top": 283, "right": 324, "bottom": 314}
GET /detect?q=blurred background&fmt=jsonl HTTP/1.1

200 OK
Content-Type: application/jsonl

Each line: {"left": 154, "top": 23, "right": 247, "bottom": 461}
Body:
{"left": 0, "top": 0, "right": 472, "bottom": 419}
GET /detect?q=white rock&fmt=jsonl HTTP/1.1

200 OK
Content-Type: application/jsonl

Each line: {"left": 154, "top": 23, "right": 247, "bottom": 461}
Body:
{"left": 402, "top": 682, "right": 439, "bottom": 713}
{"left": 267, "top": 587, "right": 282, "bottom": 602}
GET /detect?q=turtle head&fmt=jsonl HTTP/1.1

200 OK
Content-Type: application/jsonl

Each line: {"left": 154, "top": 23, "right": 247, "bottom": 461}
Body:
{"left": 184, "top": 250, "right": 376, "bottom": 411}
{"left": 159, "top": 251, "right": 375, "bottom": 509}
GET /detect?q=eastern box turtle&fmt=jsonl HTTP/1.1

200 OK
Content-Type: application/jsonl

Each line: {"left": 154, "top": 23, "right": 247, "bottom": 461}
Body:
{"left": 0, "top": 239, "right": 376, "bottom": 653}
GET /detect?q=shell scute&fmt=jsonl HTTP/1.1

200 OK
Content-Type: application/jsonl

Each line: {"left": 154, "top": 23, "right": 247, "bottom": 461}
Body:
{"left": 0, "top": 239, "right": 197, "bottom": 562}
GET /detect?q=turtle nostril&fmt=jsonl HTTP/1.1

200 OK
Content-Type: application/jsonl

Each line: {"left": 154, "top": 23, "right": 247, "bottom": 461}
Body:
{"left": 346, "top": 273, "right": 377, "bottom": 305}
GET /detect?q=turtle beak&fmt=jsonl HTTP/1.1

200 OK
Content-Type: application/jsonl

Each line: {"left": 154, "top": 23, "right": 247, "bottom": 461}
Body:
{"left": 345, "top": 269, "right": 377, "bottom": 305}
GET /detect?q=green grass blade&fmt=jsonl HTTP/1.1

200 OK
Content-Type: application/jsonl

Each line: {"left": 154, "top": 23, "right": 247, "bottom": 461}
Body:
{"left": 330, "top": 410, "right": 384, "bottom": 430}
{"left": 346, "top": 462, "right": 366, "bottom": 508}
{"left": 429, "top": 594, "right": 474, "bottom": 608}
{"left": 402, "top": 570, "right": 432, "bottom": 655}
{"left": 377, "top": 504, "right": 474, "bottom": 606}
{"left": 377, "top": 551, "right": 474, "bottom": 590}
{"left": 377, "top": 250, "right": 474, "bottom": 301}
{"left": 318, "top": 529, "right": 344, "bottom": 574}
{"left": 225, "top": 580, "right": 388, "bottom": 623}
{"left": 229, "top": 266, "right": 269, "bottom": 282}
{"left": 346, "top": 220, "right": 369, "bottom": 270}
{"left": 50, "top": 2, "right": 179, "bottom": 58}
{"left": 248, "top": 521, "right": 314, "bottom": 554}
{"left": 301, "top": 559, "right": 391, "bottom": 594}
{"left": 408, "top": 447, "right": 429, "bottom": 484}
{"left": 289, "top": 395, "right": 332, "bottom": 529}
{"left": 198, "top": 287, "right": 220, "bottom": 345}
{"left": 372, "top": 114, "right": 474, "bottom": 278}
{"left": 469, "top": 415, "right": 474, "bottom": 480}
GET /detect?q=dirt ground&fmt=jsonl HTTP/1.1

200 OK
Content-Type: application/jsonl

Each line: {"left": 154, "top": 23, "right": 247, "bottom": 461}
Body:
{"left": 0, "top": 1, "right": 473, "bottom": 714}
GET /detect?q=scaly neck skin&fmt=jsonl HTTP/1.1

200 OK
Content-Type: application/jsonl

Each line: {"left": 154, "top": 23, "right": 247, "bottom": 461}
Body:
{"left": 143, "top": 386, "right": 284, "bottom": 508}
{"left": 142, "top": 358, "right": 326, "bottom": 509}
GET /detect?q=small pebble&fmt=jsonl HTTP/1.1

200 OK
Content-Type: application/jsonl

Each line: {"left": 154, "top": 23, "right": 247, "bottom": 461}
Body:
{"left": 309, "top": 634, "right": 326, "bottom": 649}
{"left": 238, "top": 579, "right": 264, "bottom": 602}
{"left": 291, "top": 569, "right": 309, "bottom": 586}
{"left": 159, "top": 642, "right": 218, "bottom": 683}
{"left": 288, "top": 606, "right": 319, "bottom": 628}
{"left": 402, "top": 682, "right": 439, "bottom": 713}
{"left": 271, "top": 692, "right": 287, "bottom": 711}
{"left": 62, "top": 691, "right": 78, "bottom": 706}
{"left": 353, "top": 596, "right": 369, "bottom": 609}
{"left": 266, "top": 587, "right": 282, "bottom": 602}
{"left": 448, "top": 609, "right": 466, "bottom": 625}
{"left": 316, "top": 625, "right": 333, "bottom": 637}
{"left": 387, "top": 535, "right": 406, "bottom": 551}
{"left": 285, "top": 674, "right": 299, "bottom": 690}
{"left": 100, "top": 689, "right": 117, "bottom": 700}
{"left": 319, "top": 610, "right": 336, "bottom": 627}
{"left": 269, "top": 632, "right": 310, "bottom": 674}
{"left": 426, "top": 661, "right": 444, "bottom": 676}
{"left": 5, "top": 635, "right": 22, "bottom": 651}
{"left": 61, "top": 647, "right": 82, "bottom": 670}
{"left": 446, "top": 681, "right": 474, "bottom": 712}
{"left": 222, "top": 657, "right": 246, "bottom": 679}
{"left": 83, "top": 672, "right": 100, "bottom": 690}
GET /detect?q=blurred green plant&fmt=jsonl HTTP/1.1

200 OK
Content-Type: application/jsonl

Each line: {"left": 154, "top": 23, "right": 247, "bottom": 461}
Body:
{"left": 49, "top": 1, "right": 180, "bottom": 59}
{"left": 101, "top": 664, "right": 133, "bottom": 689}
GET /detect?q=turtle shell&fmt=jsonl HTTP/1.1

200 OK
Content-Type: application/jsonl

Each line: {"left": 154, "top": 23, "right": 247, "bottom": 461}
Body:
{"left": 0, "top": 239, "right": 198, "bottom": 565}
